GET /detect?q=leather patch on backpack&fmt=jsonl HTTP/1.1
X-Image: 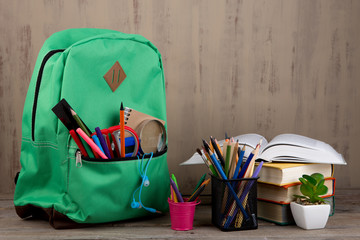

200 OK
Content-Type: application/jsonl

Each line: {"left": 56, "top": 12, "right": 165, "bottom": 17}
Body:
{"left": 103, "top": 61, "right": 127, "bottom": 92}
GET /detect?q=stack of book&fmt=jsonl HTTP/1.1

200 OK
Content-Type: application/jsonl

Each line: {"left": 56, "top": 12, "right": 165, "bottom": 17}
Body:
{"left": 182, "top": 133, "right": 345, "bottom": 226}
{"left": 256, "top": 162, "right": 336, "bottom": 225}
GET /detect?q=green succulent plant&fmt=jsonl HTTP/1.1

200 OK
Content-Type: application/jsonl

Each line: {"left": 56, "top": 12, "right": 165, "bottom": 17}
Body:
{"left": 294, "top": 173, "right": 329, "bottom": 204}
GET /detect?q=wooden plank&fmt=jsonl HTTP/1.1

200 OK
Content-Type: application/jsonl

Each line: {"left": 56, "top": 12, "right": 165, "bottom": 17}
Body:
{"left": 1, "top": 189, "right": 360, "bottom": 239}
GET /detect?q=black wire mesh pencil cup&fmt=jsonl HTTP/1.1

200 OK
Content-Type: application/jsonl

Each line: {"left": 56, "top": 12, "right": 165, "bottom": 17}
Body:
{"left": 211, "top": 174, "right": 259, "bottom": 231}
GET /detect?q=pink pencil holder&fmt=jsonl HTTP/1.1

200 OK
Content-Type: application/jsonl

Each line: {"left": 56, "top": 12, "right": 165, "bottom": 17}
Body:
{"left": 168, "top": 198, "right": 200, "bottom": 231}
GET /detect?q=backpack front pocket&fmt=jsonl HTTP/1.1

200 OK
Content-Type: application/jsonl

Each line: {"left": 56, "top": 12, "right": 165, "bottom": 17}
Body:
{"left": 65, "top": 150, "right": 170, "bottom": 224}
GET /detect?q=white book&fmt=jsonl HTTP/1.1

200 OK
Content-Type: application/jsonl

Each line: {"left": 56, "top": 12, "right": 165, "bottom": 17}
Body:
{"left": 180, "top": 133, "right": 346, "bottom": 165}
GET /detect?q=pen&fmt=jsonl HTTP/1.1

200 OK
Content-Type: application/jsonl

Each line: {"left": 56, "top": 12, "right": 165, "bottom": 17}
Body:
{"left": 95, "top": 127, "right": 112, "bottom": 159}
{"left": 120, "top": 102, "right": 125, "bottom": 158}
{"left": 76, "top": 128, "right": 108, "bottom": 159}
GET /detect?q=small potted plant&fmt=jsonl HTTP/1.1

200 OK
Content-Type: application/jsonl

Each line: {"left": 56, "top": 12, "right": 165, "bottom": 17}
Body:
{"left": 290, "top": 173, "right": 331, "bottom": 230}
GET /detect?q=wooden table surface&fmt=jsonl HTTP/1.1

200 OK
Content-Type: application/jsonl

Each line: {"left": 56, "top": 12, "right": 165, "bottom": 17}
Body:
{"left": 1, "top": 189, "right": 359, "bottom": 240}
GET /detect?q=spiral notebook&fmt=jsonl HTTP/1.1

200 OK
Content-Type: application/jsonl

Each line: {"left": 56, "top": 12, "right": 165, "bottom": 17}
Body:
{"left": 124, "top": 107, "right": 165, "bottom": 130}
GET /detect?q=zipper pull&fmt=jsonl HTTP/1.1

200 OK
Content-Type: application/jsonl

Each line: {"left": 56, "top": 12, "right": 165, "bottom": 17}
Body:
{"left": 75, "top": 150, "right": 82, "bottom": 168}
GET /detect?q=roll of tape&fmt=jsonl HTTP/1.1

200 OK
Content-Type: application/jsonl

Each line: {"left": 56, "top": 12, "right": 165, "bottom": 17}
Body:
{"left": 136, "top": 119, "right": 166, "bottom": 153}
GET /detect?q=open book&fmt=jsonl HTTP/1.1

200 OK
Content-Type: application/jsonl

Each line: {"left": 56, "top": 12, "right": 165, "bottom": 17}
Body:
{"left": 181, "top": 133, "right": 346, "bottom": 165}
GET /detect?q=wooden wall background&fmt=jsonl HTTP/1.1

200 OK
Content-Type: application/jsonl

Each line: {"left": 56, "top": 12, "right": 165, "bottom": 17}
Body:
{"left": 1, "top": 0, "right": 359, "bottom": 194}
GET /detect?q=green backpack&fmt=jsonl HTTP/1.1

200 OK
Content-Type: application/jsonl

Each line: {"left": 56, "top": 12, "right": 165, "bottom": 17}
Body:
{"left": 14, "top": 28, "right": 170, "bottom": 228}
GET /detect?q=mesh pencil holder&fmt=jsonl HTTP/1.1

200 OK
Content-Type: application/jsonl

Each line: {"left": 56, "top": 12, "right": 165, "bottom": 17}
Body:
{"left": 211, "top": 174, "right": 259, "bottom": 231}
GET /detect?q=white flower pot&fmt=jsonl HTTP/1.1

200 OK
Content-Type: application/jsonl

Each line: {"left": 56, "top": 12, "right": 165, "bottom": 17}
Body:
{"left": 290, "top": 202, "right": 330, "bottom": 230}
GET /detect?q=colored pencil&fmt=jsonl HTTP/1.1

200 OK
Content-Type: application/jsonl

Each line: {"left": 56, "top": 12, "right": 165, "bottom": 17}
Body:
{"left": 233, "top": 145, "right": 246, "bottom": 179}
{"left": 188, "top": 178, "right": 211, "bottom": 202}
{"left": 197, "top": 148, "right": 217, "bottom": 176}
{"left": 210, "top": 136, "right": 225, "bottom": 167}
{"left": 191, "top": 173, "right": 206, "bottom": 195}
{"left": 70, "top": 109, "right": 92, "bottom": 137}
{"left": 208, "top": 149, "right": 249, "bottom": 220}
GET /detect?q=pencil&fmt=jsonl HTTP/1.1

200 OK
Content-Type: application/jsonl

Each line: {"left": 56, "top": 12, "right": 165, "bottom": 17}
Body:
{"left": 208, "top": 148, "right": 249, "bottom": 220}
{"left": 224, "top": 141, "right": 263, "bottom": 227}
{"left": 120, "top": 102, "right": 125, "bottom": 158}
{"left": 202, "top": 146, "right": 219, "bottom": 177}
{"left": 197, "top": 148, "right": 217, "bottom": 176}
{"left": 225, "top": 144, "right": 232, "bottom": 177}
{"left": 229, "top": 141, "right": 239, "bottom": 178}
{"left": 197, "top": 148, "right": 210, "bottom": 168}
{"left": 210, "top": 136, "right": 225, "bottom": 167}
{"left": 191, "top": 173, "right": 206, "bottom": 195}
{"left": 70, "top": 109, "right": 92, "bottom": 137}
{"left": 233, "top": 145, "right": 246, "bottom": 180}
{"left": 188, "top": 178, "right": 211, "bottom": 202}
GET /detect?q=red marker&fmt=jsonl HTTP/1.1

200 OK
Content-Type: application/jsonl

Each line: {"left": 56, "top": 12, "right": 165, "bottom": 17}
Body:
{"left": 69, "top": 129, "right": 88, "bottom": 157}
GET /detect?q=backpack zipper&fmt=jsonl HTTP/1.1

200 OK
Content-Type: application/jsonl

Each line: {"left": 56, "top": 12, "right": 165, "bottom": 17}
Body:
{"left": 75, "top": 150, "right": 83, "bottom": 168}
{"left": 32, "top": 49, "right": 65, "bottom": 141}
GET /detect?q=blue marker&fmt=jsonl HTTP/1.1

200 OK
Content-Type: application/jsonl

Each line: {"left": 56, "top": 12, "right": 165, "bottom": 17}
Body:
{"left": 92, "top": 135, "right": 105, "bottom": 154}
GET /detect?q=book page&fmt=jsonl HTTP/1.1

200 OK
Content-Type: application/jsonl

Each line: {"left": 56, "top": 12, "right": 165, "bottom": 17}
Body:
{"left": 258, "top": 144, "right": 346, "bottom": 165}
{"left": 262, "top": 134, "right": 319, "bottom": 151}
{"left": 262, "top": 134, "right": 343, "bottom": 156}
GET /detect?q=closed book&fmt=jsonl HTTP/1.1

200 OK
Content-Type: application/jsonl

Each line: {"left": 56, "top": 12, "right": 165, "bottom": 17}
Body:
{"left": 258, "top": 177, "right": 335, "bottom": 204}
{"left": 257, "top": 195, "right": 335, "bottom": 225}
{"left": 257, "top": 162, "right": 333, "bottom": 186}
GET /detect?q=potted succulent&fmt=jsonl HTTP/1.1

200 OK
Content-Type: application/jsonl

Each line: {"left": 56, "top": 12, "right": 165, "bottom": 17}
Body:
{"left": 290, "top": 173, "right": 331, "bottom": 230}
